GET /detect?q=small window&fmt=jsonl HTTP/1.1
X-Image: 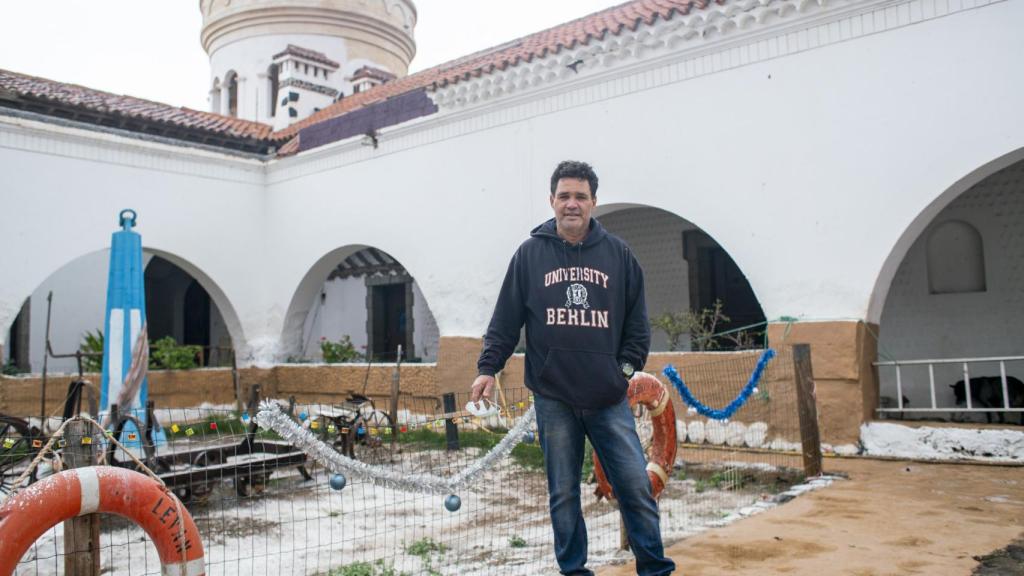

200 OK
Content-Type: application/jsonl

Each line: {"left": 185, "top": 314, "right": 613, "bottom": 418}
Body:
{"left": 927, "top": 220, "right": 986, "bottom": 294}
{"left": 267, "top": 64, "right": 279, "bottom": 117}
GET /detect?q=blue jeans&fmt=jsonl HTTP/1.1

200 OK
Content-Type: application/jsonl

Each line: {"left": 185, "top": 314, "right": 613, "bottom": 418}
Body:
{"left": 534, "top": 393, "right": 675, "bottom": 576}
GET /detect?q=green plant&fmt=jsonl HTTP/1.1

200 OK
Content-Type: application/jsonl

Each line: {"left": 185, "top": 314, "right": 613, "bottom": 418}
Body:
{"left": 149, "top": 336, "right": 201, "bottom": 370}
{"left": 2, "top": 359, "right": 25, "bottom": 376}
{"left": 324, "top": 560, "right": 405, "bottom": 576}
{"left": 79, "top": 329, "right": 104, "bottom": 372}
{"left": 320, "top": 335, "right": 364, "bottom": 363}
{"left": 405, "top": 537, "right": 447, "bottom": 557}
{"left": 405, "top": 537, "right": 446, "bottom": 576}
{"left": 509, "top": 534, "right": 527, "bottom": 548}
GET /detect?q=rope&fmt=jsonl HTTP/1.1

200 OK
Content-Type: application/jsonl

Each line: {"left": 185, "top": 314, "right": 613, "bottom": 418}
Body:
{"left": 663, "top": 348, "right": 776, "bottom": 420}
{"left": 1, "top": 415, "right": 189, "bottom": 567}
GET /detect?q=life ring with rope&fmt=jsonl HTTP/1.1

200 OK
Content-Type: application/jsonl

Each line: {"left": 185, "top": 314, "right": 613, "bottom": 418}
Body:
{"left": 0, "top": 466, "right": 205, "bottom": 576}
{"left": 593, "top": 372, "right": 677, "bottom": 500}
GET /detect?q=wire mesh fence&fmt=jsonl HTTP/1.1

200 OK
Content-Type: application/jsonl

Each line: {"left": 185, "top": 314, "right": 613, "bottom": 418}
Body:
{"left": 4, "top": 345, "right": 814, "bottom": 575}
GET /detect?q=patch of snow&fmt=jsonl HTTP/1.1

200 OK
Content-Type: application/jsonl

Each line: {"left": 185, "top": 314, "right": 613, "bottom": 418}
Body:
{"left": 860, "top": 422, "right": 1024, "bottom": 462}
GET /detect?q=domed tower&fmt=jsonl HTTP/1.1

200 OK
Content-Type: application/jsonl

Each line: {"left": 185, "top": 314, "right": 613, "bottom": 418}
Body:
{"left": 200, "top": 0, "right": 416, "bottom": 129}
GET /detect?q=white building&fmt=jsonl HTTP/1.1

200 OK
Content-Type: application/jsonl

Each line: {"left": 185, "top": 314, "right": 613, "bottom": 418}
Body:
{"left": 1, "top": 0, "right": 1022, "bottom": 444}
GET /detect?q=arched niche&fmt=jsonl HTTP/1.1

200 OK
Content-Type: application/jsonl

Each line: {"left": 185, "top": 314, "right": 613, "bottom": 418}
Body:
{"left": 282, "top": 245, "right": 440, "bottom": 363}
{"left": 926, "top": 220, "right": 986, "bottom": 294}
{"left": 594, "top": 203, "right": 767, "bottom": 351}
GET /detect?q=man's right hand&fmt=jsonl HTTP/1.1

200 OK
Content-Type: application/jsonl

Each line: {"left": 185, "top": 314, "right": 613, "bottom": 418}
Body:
{"left": 470, "top": 374, "right": 496, "bottom": 403}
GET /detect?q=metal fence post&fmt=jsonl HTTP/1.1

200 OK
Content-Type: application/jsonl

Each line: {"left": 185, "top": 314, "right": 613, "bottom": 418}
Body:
{"left": 443, "top": 393, "right": 459, "bottom": 451}
{"left": 63, "top": 420, "right": 100, "bottom": 575}
{"left": 792, "top": 344, "right": 824, "bottom": 477}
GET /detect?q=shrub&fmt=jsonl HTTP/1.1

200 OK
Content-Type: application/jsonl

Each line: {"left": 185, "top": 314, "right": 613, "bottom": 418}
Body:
{"left": 149, "top": 336, "right": 201, "bottom": 370}
{"left": 320, "top": 335, "right": 364, "bottom": 363}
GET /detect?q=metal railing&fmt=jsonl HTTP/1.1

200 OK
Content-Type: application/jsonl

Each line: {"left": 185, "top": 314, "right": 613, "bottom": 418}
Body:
{"left": 875, "top": 355, "right": 1024, "bottom": 415}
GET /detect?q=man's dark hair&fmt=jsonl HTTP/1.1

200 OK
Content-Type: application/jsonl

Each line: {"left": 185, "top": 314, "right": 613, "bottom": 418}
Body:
{"left": 550, "top": 160, "right": 598, "bottom": 197}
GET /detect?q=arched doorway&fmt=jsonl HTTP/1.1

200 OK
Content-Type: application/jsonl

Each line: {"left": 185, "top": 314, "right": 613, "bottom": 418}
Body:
{"left": 145, "top": 256, "right": 231, "bottom": 367}
{"left": 288, "top": 246, "right": 440, "bottom": 363}
{"left": 596, "top": 205, "right": 766, "bottom": 351}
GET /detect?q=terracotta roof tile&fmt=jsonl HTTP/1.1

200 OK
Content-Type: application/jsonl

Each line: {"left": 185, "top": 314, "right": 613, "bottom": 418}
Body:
{"left": 2, "top": 0, "right": 716, "bottom": 152}
{"left": 273, "top": 0, "right": 714, "bottom": 140}
{"left": 0, "top": 68, "right": 275, "bottom": 142}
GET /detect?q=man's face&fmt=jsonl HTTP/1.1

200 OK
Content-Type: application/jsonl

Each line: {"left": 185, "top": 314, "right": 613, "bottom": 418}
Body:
{"left": 550, "top": 178, "right": 596, "bottom": 238}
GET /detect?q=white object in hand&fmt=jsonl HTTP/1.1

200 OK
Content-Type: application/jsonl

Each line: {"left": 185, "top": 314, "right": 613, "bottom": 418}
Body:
{"left": 465, "top": 400, "right": 499, "bottom": 418}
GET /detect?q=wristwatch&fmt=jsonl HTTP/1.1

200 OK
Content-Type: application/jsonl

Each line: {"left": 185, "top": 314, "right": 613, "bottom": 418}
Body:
{"left": 620, "top": 362, "right": 635, "bottom": 380}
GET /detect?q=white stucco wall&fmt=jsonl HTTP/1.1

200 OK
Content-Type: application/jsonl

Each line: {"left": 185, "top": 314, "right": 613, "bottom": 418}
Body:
{"left": 3, "top": 0, "right": 1023, "bottom": 367}
{"left": 0, "top": 116, "right": 265, "bottom": 363}
{"left": 878, "top": 159, "right": 1024, "bottom": 408}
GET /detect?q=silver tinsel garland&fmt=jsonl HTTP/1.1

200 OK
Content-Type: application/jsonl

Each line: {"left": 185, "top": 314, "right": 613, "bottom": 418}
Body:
{"left": 256, "top": 400, "right": 537, "bottom": 495}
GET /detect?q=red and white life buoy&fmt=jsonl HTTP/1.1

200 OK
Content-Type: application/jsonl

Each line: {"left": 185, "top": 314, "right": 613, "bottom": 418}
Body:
{"left": 593, "top": 372, "right": 678, "bottom": 500}
{"left": 0, "top": 466, "right": 204, "bottom": 576}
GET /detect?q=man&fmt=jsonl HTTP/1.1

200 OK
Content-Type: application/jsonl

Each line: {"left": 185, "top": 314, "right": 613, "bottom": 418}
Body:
{"left": 470, "top": 161, "right": 675, "bottom": 575}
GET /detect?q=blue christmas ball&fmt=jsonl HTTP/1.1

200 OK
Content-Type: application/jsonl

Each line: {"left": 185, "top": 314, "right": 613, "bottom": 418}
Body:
{"left": 299, "top": 411, "right": 309, "bottom": 421}
{"left": 329, "top": 473, "right": 347, "bottom": 491}
{"left": 444, "top": 494, "right": 461, "bottom": 512}
{"left": 522, "top": 431, "right": 535, "bottom": 444}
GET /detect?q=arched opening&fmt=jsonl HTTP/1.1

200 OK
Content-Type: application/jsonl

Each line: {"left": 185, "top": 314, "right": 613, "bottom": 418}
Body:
{"left": 1, "top": 250, "right": 242, "bottom": 374}
{"left": 210, "top": 77, "right": 221, "bottom": 114}
{"left": 875, "top": 155, "right": 1024, "bottom": 419}
{"left": 284, "top": 245, "right": 440, "bottom": 363}
{"left": 267, "top": 64, "right": 279, "bottom": 117}
{"left": 224, "top": 71, "right": 238, "bottom": 117}
{"left": 145, "top": 256, "right": 232, "bottom": 367}
{"left": 595, "top": 205, "right": 767, "bottom": 351}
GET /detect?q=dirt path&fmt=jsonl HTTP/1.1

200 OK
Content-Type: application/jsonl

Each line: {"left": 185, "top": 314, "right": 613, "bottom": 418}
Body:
{"left": 600, "top": 458, "right": 1024, "bottom": 576}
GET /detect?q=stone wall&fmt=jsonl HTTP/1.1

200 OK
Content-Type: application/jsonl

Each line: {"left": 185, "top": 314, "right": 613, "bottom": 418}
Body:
{"left": 0, "top": 363, "right": 439, "bottom": 418}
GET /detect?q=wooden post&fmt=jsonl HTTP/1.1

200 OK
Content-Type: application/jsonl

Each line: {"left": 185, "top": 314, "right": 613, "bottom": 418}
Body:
{"left": 792, "top": 344, "right": 823, "bottom": 478}
{"left": 390, "top": 345, "right": 402, "bottom": 446}
{"left": 63, "top": 420, "right": 100, "bottom": 575}
{"left": 232, "top": 351, "right": 243, "bottom": 414}
{"left": 443, "top": 393, "right": 459, "bottom": 451}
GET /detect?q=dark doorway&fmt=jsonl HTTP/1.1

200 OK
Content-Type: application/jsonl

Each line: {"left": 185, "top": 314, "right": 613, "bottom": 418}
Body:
{"left": 184, "top": 280, "right": 211, "bottom": 363}
{"left": 369, "top": 283, "right": 407, "bottom": 362}
{"left": 145, "top": 256, "right": 217, "bottom": 366}
{"left": 6, "top": 299, "right": 30, "bottom": 372}
{"left": 685, "top": 230, "right": 766, "bottom": 348}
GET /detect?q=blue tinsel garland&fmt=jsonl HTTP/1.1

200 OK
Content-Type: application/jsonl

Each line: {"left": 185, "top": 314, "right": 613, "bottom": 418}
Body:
{"left": 663, "top": 348, "right": 776, "bottom": 420}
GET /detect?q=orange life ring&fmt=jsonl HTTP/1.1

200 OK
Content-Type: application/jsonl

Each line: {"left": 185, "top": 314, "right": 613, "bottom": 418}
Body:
{"left": 0, "top": 466, "right": 205, "bottom": 576}
{"left": 593, "top": 372, "right": 677, "bottom": 500}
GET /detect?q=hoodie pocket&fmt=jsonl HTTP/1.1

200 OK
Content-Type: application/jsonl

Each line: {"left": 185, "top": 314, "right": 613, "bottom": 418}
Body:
{"left": 539, "top": 348, "right": 626, "bottom": 409}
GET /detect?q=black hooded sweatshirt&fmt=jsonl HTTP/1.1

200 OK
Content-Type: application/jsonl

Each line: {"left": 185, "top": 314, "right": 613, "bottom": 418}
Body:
{"left": 477, "top": 217, "right": 650, "bottom": 409}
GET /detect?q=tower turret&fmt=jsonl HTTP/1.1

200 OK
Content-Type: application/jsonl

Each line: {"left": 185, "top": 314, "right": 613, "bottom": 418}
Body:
{"left": 200, "top": 0, "right": 416, "bottom": 125}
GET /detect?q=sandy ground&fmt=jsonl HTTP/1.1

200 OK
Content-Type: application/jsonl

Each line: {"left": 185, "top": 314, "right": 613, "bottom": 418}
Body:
{"left": 600, "top": 458, "right": 1024, "bottom": 576}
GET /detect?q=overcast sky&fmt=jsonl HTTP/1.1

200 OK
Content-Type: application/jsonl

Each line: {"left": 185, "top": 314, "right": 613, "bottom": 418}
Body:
{"left": 0, "top": 1, "right": 625, "bottom": 111}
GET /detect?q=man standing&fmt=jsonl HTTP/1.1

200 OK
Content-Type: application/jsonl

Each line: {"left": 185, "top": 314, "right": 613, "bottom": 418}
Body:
{"left": 470, "top": 161, "right": 675, "bottom": 575}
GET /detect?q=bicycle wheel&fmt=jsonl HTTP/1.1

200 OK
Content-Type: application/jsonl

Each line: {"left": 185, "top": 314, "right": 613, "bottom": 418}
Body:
{"left": 352, "top": 410, "right": 395, "bottom": 465}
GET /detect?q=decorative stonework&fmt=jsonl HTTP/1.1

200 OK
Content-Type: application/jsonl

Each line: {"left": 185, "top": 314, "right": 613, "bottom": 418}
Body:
{"left": 427, "top": 0, "right": 952, "bottom": 111}
{"left": 279, "top": 78, "right": 340, "bottom": 98}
